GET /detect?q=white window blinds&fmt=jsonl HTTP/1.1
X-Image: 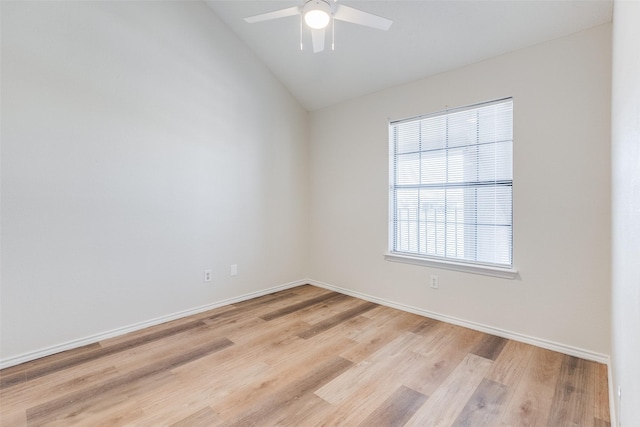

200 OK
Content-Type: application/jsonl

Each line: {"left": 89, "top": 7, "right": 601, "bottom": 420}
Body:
{"left": 389, "top": 98, "right": 513, "bottom": 268}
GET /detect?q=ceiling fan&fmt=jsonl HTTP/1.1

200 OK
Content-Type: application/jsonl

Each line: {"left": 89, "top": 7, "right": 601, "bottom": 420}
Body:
{"left": 243, "top": 0, "right": 393, "bottom": 53}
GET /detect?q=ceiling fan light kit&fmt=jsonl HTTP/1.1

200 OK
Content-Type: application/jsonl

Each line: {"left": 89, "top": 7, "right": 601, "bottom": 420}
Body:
{"left": 243, "top": 0, "right": 393, "bottom": 53}
{"left": 303, "top": 0, "right": 331, "bottom": 30}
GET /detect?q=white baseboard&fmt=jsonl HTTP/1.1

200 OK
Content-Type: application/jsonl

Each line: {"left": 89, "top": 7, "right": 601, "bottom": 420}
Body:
{"left": 307, "top": 279, "right": 611, "bottom": 365}
{"left": 0, "top": 279, "right": 306, "bottom": 370}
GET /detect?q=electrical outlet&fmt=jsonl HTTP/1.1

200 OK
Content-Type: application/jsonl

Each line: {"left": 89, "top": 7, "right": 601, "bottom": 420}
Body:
{"left": 204, "top": 269, "right": 212, "bottom": 282}
{"left": 430, "top": 275, "right": 439, "bottom": 289}
{"left": 230, "top": 264, "right": 238, "bottom": 277}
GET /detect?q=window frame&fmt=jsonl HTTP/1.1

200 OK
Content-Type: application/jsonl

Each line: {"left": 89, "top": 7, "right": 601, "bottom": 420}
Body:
{"left": 386, "top": 98, "right": 518, "bottom": 279}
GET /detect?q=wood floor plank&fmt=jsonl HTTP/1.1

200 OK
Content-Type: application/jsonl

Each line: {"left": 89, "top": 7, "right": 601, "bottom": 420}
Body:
{"left": 312, "top": 325, "right": 475, "bottom": 426}
{"left": 0, "top": 342, "right": 102, "bottom": 377}
{"left": 594, "top": 362, "right": 611, "bottom": 422}
{"left": 315, "top": 332, "right": 421, "bottom": 405}
{"left": 222, "top": 356, "right": 353, "bottom": 427}
{"left": 451, "top": 378, "right": 509, "bottom": 426}
{"left": 259, "top": 291, "right": 346, "bottom": 321}
{"left": 410, "top": 322, "right": 483, "bottom": 358}
{"left": 229, "top": 290, "right": 298, "bottom": 311}
{"left": 0, "top": 343, "right": 104, "bottom": 390}
{"left": 547, "top": 355, "right": 595, "bottom": 426}
{"left": 403, "top": 353, "right": 494, "bottom": 427}
{"left": 193, "top": 313, "right": 336, "bottom": 380}
{"left": 296, "top": 294, "right": 372, "bottom": 325}
{"left": 203, "top": 315, "right": 271, "bottom": 345}
{"left": 209, "top": 336, "right": 356, "bottom": 420}
{"left": 58, "top": 399, "right": 147, "bottom": 427}
{"left": 497, "top": 347, "right": 564, "bottom": 427}
{"left": 169, "top": 407, "right": 220, "bottom": 427}
{"left": 0, "top": 329, "right": 217, "bottom": 410}
{"left": 486, "top": 340, "right": 535, "bottom": 387}
{"left": 297, "top": 301, "right": 378, "bottom": 339}
{"left": 594, "top": 417, "right": 612, "bottom": 427}
{"left": 26, "top": 374, "right": 156, "bottom": 427}
{"left": 138, "top": 361, "right": 270, "bottom": 426}
{"left": 412, "top": 317, "right": 443, "bottom": 336}
{"left": 404, "top": 324, "right": 484, "bottom": 383}
{"left": 410, "top": 323, "right": 485, "bottom": 360}
{"left": 330, "top": 305, "right": 390, "bottom": 344}
{"left": 340, "top": 309, "right": 425, "bottom": 363}
{"left": 356, "top": 385, "right": 428, "bottom": 427}
{"left": 0, "top": 285, "right": 609, "bottom": 426}
{"left": 402, "top": 349, "right": 468, "bottom": 400}
{"left": 167, "top": 318, "right": 313, "bottom": 387}
{"left": 1, "top": 320, "right": 208, "bottom": 390}
{"left": 201, "top": 287, "right": 330, "bottom": 327}
{"left": 309, "top": 349, "right": 433, "bottom": 426}
{"left": 1, "top": 363, "right": 119, "bottom": 408}
{"left": 0, "top": 409, "right": 27, "bottom": 427}
{"left": 471, "top": 333, "right": 508, "bottom": 361}
{"left": 261, "top": 392, "right": 333, "bottom": 427}
{"left": 80, "top": 322, "right": 235, "bottom": 384}
{"left": 25, "top": 338, "right": 233, "bottom": 425}
{"left": 98, "top": 305, "right": 236, "bottom": 348}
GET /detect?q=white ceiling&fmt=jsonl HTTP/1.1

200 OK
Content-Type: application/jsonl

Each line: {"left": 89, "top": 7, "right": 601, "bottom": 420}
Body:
{"left": 205, "top": 1, "right": 612, "bottom": 111}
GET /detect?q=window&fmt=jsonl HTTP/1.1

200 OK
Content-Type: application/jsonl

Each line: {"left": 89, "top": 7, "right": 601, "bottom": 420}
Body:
{"left": 388, "top": 98, "right": 514, "bottom": 275}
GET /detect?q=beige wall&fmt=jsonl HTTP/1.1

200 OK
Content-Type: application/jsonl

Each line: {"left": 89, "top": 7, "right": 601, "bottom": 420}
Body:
{"left": 310, "top": 24, "right": 612, "bottom": 356}
{"left": 1, "top": 1, "right": 309, "bottom": 362}
{"left": 611, "top": 0, "right": 640, "bottom": 425}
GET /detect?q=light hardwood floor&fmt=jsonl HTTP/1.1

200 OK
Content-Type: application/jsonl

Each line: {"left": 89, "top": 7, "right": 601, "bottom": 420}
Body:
{"left": 0, "top": 285, "right": 610, "bottom": 426}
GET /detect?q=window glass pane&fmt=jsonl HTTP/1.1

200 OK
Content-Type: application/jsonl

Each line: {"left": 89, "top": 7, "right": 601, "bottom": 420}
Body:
{"left": 445, "top": 147, "right": 467, "bottom": 183}
{"left": 394, "top": 188, "right": 419, "bottom": 252}
{"left": 476, "top": 186, "right": 512, "bottom": 226}
{"left": 476, "top": 225, "right": 512, "bottom": 265}
{"left": 396, "top": 153, "right": 420, "bottom": 185}
{"left": 420, "top": 115, "right": 447, "bottom": 151}
{"left": 478, "top": 102, "right": 513, "bottom": 144}
{"left": 447, "top": 109, "right": 478, "bottom": 148}
{"left": 394, "top": 121, "right": 420, "bottom": 154}
{"left": 420, "top": 188, "right": 445, "bottom": 256}
{"left": 420, "top": 151, "right": 447, "bottom": 184}
{"left": 445, "top": 188, "right": 465, "bottom": 259}
{"left": 477, "top": 141, "right": 512, "bottom": 182}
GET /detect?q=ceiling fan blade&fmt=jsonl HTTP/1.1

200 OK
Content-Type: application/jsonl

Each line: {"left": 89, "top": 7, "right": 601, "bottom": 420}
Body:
{"left": 244, "top": 6, "right": 300, "bottom": 24}
{"left": 311, "top": 28, "right": 325, "bottom": 53}
{"left": 333, "top": 5, "right": 393, "bottom": 31}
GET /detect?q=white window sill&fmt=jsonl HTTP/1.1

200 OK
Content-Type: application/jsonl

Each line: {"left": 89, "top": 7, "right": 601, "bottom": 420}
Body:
{"left": 384, "top": 252, "right": 519, "bottom": 279}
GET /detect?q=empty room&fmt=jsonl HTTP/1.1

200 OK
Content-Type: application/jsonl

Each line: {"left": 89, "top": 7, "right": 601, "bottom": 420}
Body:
{"left": 1, "top": 0, "right": 638, "bottom": 426}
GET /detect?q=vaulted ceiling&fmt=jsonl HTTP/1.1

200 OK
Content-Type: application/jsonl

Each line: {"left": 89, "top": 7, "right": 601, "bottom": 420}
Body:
{"left": 206, "top": 1, "right": 613, "bottom": 111}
